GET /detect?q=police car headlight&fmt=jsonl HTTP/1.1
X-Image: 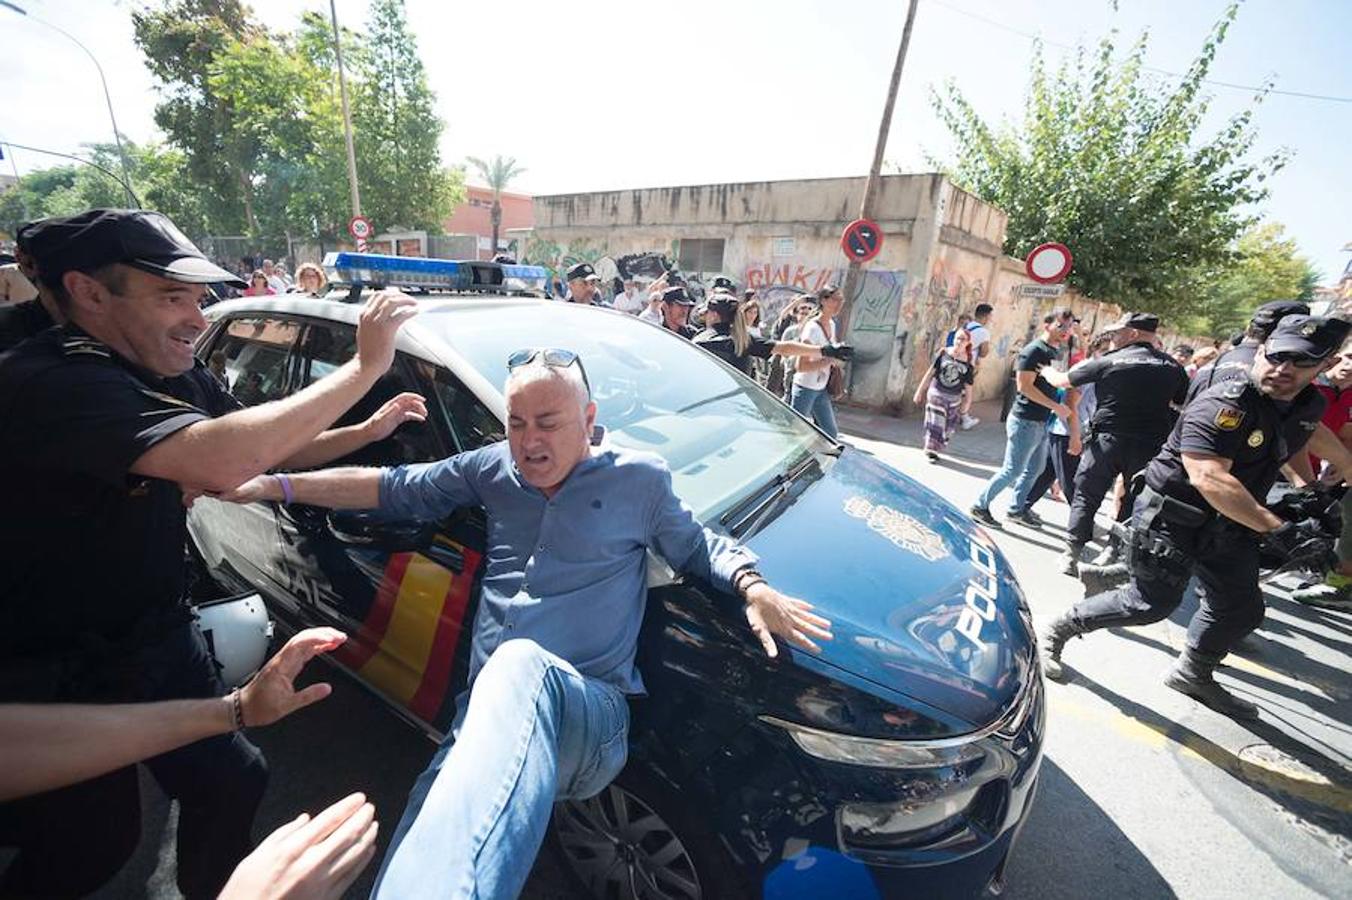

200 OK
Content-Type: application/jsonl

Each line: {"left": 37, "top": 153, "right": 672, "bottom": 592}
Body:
{"left": 759, "top": 715, "right": 985, "bottom": 769}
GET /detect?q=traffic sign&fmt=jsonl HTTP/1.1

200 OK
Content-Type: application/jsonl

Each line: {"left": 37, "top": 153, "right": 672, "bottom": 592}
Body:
{"left": 348, "top": 215, "right": 374, "bottom": 241}
{"left": 1025, "top": 242, "right": 1073, "bottom": 284}
{"left": 841, "top": 218, "right": 883, "bottom": 264}
{"left": 1017, "top": 283, "right": 1066, "bottom": 299}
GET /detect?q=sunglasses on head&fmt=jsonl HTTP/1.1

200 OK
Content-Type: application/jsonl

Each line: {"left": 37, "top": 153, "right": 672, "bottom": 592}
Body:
{"left": 1265, "top": 349, "right": 1325, "bottom": 369}
{"left": 506, "top": 347, "right": 592, "bottom": 394}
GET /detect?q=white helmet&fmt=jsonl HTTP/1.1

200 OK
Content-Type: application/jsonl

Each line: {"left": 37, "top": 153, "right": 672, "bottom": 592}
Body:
{"left": 192, "top": 593, "right": 274, "bottom": 689}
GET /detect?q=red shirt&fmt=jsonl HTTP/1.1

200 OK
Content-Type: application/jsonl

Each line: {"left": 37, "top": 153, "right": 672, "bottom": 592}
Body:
{"left": 1308, "top": 383, "right": 1352, "bottom": 472}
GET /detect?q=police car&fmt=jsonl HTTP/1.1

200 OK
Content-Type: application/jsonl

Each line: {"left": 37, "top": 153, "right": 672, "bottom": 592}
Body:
{"left": 187, "top": 254, "right": 1044, "bottom": 899}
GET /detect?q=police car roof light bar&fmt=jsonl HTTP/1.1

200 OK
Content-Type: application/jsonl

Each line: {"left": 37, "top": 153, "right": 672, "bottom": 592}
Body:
{"left": 322, "top": 251, "right": 548, "bottom": 295}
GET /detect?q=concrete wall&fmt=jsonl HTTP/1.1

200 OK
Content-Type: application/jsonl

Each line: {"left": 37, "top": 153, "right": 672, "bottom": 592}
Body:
{"left": 519, "top": 174, "right": 1120, "bottom": 413}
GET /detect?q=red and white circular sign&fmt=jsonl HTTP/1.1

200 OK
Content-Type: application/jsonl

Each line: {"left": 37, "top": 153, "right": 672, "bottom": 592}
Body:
{"left": 1025, "top": 242, "right": 1073, "bottom": 284}
{"left": 348, "top": 215, "right": 374, "bottom": 241}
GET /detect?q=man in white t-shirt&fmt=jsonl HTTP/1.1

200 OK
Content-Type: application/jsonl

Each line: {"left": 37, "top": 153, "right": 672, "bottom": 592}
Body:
{"left": 611, "top": 277, "right": 646, "bottom": 315}
{"left": 789, "top": 285, "right": 847, "bottom": 439}
{"left": 960, "top": 302, "right": 994, "bottom": 429}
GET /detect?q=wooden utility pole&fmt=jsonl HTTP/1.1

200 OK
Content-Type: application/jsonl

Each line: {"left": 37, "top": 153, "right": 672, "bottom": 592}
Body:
{"left": 839, "top": 0, "right": 921, "bottom": 339}
{"left": 330, "top": 0, "right": 362, "bottom": 219}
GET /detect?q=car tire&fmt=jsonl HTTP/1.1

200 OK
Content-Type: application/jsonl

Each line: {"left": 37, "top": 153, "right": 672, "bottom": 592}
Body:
{"left": 550, "top": 765, "right": 749, "bottom": 900}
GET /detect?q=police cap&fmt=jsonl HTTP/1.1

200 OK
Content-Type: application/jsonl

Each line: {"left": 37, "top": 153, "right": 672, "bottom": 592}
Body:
{"left": 1107, "top": 311, "right": 1160, "bottom": 333}
{"left": 1249, "top": 300, "right": 1309, "bottom": 333}
{"left": 707, "top": 291, "right": 739, "bottom": 314}
{"left": 22, "top": 208, "right": 245, "bottom": 288}
{"left": 1264, "top": 315, "right": 1352, "bottom": 360}
{"left": 710, "top": 275, "right": 736, "bottom": 293}
{"left": 662, "top": 286, "right": 695, "bottom": 306}
{"left": 566, "top": 262, "right": 600, "bottom": 282}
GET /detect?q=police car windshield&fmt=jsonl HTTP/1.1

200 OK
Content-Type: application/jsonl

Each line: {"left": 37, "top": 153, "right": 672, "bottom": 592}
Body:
{"left": 425, "top": 304, "right": 832, "bottom": 519}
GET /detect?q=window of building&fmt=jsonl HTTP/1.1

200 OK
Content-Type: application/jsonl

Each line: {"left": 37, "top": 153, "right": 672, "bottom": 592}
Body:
{"left": 677, "top": 238, "right": 725, "bottom": 274}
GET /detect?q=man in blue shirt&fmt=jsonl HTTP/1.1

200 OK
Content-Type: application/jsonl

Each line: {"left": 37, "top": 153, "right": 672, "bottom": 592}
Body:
{"left": 221, "top": 349, "right": 831, "bottom": 898}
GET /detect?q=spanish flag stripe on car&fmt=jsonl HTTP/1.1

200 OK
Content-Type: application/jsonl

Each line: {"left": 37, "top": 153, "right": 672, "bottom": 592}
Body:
{"left": 407, "top": 547, "right": 483, "bottom": 721}
{"left": 355, "top": 554, "right": 454, "bottom": 705}
{"left": 333, "top": 551, "right": 412, "bottom": 672}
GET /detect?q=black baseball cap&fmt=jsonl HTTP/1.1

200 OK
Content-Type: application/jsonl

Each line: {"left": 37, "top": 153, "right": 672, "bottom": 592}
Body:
{"left": 1264, "top": 315, "right": 1351, "bottom": 360}
{"left": 1249, "top": 300, "right": 1309, "bottom": 333}
{"left": 1107, "top": 311, "right": 1160, "bottom": 333}
{"left": 662, "top": 286, "right": 695, "bottom": 306}
{"left": 23, "top": 209, "right": 245, "bottom": 288}
{"left": 566, "top": 262, "right": 600, "bottom": 282}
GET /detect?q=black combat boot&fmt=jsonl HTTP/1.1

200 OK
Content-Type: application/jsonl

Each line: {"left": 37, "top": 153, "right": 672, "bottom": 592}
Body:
{"left": 1077, "top": 560, "right": 1131, "bottom": 597}
{"left": 1039, "top": 613, "right": 1083, "bottom": 682}
{"left": 1164, "top": 648, "right": 1259, "bottom": 720}
{"left": 1059, "top": 541, "right": 1085, "bottom": 576}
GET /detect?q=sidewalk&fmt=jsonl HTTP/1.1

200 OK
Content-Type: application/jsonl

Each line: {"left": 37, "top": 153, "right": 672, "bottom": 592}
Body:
{"left": 836, "top": 398, "right": 1009, "bottom": 468}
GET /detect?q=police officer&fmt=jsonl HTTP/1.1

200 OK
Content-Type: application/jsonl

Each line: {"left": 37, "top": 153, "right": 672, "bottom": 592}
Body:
{"left": 691, "top": 287, "right": 853, "bottom": 377}
{"left": 1040, "top": 315, "right": 1352, "bottom": 719}
{"left": 640, "top": 284, "right": 699, "bottom": 337}
{"left": 0, "top": 209, "right": 416, "bottom": 897}
{"left": 1186, "top": 299, "right": 1308, "bottom": 402}
{"left": 563, "top": 261, "right": 603, "bottom": 305}
{"left": 0, "top": 222, "right": 65, "bottom": 351}
{"left": 1040, "top": 312, "right": 1188, "bottom": 573}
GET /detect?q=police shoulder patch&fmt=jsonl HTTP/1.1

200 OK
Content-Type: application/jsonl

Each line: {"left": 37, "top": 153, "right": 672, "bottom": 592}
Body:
{"left": 1246, "top": 429, "right": 1264, "bottom": 448}
{"left": 1214, "top": 406, "right": 1244, "bottom": 431}
{"left": 1220, "top": 381, "right": 1247, "bottom": 400}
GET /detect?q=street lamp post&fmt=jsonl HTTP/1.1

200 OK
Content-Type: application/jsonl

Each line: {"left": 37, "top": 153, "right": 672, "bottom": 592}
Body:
{"left": 329, "top": 0, "right": 362, "bottom": 219}
{"left": 0, "top": 0, "right": 137, "bottom": 207}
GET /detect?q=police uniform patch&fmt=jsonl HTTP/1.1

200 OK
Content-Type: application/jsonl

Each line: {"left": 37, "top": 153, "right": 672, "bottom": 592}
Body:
{"left": 1214, "top": 407, "right": 1244, "bottom": 431}
{"left": 1246, "top": 429, "right": 1264, "bottom": 448}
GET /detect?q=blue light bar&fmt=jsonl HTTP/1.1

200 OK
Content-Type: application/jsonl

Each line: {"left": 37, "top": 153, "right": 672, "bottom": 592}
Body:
{"left": 322, "top": 252, "right": 548, "bottom": 294}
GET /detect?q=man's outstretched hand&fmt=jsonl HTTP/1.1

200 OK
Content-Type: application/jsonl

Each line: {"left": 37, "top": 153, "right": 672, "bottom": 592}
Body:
{"left": 743, "top": 584, "right": 833, "bottom": 657}
{"left": 239, "top": 627, "right": 347, "bottom": 728}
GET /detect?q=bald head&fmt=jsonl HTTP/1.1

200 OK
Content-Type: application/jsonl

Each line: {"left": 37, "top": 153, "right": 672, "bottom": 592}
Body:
{"left": 505, "top": 361, "right": 596, "bottom": 497}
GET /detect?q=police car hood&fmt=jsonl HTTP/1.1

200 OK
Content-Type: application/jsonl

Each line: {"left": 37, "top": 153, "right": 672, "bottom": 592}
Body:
{"left": 741, "top": 448, "right": 1036, "bottom": 728}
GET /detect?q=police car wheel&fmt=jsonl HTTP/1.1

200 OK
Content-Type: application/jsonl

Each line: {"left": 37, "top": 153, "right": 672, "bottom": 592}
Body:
{"left": 550, "top": 768, "right": 744, "bottom": 900}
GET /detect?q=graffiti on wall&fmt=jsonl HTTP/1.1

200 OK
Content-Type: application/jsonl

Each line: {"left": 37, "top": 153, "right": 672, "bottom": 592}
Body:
{"left": 852, "top": 270, "right": 907, "bottom": 335}
{"left": 743, "top": 261, "right": 906, "bottom": 339}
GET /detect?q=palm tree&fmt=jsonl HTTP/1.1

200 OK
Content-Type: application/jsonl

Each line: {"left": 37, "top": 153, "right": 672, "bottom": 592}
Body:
{"left": 466, "top": 155, "right": 526, "bottom": 259}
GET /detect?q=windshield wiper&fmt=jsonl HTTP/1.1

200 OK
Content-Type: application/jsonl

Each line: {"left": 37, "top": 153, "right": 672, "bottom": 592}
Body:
{"left": 722, "top": 452, "right": 821, "bottom": 538}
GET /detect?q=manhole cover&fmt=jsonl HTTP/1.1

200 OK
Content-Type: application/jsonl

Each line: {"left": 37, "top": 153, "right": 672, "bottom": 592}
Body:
{"left": 1237, "top": 743, "right": 1338, "bottom": 785}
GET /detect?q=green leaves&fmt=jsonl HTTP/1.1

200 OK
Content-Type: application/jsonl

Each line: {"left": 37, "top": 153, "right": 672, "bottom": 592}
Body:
{"left": 930, "top": 2, "right": 1285, "bottom": 324}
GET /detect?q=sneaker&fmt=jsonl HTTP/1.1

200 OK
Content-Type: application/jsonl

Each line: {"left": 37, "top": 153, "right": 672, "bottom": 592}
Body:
{"left": 1007, "top": 507, "right": 1044, "bottom": 528}
{"left": 1290, "top": 575, "right": 1352, "bottom": 610}
{"left": 969, "top": 505, "right": 1000, "bottom": 528}
{"left": 960, "top": 414, "right": 980, "bottom": 430}
{"left": 925, "top": 450, "right": 940, "bottom": 463}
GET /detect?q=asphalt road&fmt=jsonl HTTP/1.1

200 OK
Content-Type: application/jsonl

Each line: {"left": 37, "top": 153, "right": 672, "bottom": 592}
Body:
{"left": 90, "top": 401, "right": 1351, "bottom": 899}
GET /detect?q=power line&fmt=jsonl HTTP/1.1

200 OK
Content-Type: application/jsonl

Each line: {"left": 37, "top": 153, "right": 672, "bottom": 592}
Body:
{"left": 927, "top": 0, "right": 1352, "bottom": 104}
{"left": 0, "top": 140, "right": 143, "bottom": 207}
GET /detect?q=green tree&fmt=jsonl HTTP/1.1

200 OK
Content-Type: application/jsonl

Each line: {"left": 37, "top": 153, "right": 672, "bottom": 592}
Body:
{"left": 466, "top": 155, "right": 526, "bottom": 257}
{"left": 351, "top": 0, "right": 460, "bottom": 232}
{"left": 930, "top": 3, "right": 1285, "bottom": 318}
{"left": 1185, "top": 222, "right": 1321, "bottom": 337}
{"left": 132, "top": 0, "right": 262, "bottom": 234}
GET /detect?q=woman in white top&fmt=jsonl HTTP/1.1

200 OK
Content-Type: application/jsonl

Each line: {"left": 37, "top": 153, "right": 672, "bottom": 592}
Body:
{"left": 789, "top": 284, "right": 846, "bottom": 439}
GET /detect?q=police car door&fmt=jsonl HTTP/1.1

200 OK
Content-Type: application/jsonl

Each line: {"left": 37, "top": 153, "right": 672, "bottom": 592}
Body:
{"left": 277, "top": 320, "right": 482, "bottom": 727}
{"left": 188, "top": 314, "right": 304, "bottom": 597}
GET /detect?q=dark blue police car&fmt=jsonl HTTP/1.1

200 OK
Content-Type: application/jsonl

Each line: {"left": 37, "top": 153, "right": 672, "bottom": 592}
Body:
{"left": 187, "top": 261, "right": 1044, "bottom": 899}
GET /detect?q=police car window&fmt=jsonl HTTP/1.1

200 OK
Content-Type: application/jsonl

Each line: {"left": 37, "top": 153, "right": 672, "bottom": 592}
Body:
{"left": 411, "top": 359, "right": 504, "bottom": 452}
{"left": 296, "top": 321, "right": 439, "bottom": 467}
{"left": 209, "top": 317, "right": 301, "bottom": 407}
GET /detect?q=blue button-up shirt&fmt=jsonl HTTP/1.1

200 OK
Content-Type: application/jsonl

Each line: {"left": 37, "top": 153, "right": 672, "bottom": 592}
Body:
{"left": 379, "top": 443, "right": 757, "bottom": 694}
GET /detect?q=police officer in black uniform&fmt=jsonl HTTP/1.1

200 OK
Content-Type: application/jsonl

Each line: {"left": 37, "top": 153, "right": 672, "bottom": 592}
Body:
{"left": 0, "top": 222, "right": 65, "bottom": 351}
{"left": 1185, "top": 299, "right": 1308, "bottom": 403}
{"left": 692, "top": 286, "right": 853, "bottom": 376}
{"left": 0, "top": 209, "right": 416, "bottom": 897}
{"left": 1040, "top": 312, "right": 1189, "bottom": 573}
{"left": 1040, "top": 315, "right": 1352, "bottom": 719}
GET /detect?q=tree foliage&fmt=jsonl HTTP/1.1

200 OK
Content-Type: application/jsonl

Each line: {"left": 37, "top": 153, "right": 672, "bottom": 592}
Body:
{"left": 351, "top": 0, "right": 460, "bottom": 232}
{"left": 467, "top": 155, "right": 526, "bottom": 255}
{"left": 1184, "top": 222, "right": 1321, "bottom": 337}
{"left": 930, "top": 3, "right": 1286, "bottom": 319}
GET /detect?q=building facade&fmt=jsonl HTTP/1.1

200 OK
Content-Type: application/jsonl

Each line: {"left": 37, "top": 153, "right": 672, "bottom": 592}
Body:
{"left": 517, "top": 174, "right": 1121, "bottom": 411}
{"left": 442, "top": 185, "right": 534, "bottom": 260}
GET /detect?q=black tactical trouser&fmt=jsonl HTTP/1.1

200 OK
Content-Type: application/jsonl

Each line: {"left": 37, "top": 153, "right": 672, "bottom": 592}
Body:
{"left": 1069, "top": 489, "right": 1265, "bottom": 658}
{"left": 1067, "top": 431, "right": 1162, "bottom": 545}
{"left": 0, "top": 622, "right": 268, "bottom": 899}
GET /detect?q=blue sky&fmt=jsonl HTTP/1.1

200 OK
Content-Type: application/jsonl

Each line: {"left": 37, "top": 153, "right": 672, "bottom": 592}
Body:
{"left": 2, "top": 0, "right": 1347, "bottom": 280}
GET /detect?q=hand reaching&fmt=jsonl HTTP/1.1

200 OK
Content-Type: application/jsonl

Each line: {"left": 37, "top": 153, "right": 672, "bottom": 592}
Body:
{"left": 362, "top": 392, "right": 428, "bottom": 441}
{"left": 743, "top": 584, "right": 834, "bottom": 657}
{"left": 239, "top": 627, "right": 346, "bottom": 728}
{"left": 355, "top": 290, "right": 419, "bottom": 375}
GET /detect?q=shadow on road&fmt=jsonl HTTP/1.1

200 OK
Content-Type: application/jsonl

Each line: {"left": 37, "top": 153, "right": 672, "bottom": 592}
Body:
{"left": 1003, "top": 759, "right": 1176, "bottom": 899}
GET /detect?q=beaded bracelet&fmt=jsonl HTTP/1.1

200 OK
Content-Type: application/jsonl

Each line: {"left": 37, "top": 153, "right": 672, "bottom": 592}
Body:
{"left": 229, "top": 689, "right": 247, "bottom": 731}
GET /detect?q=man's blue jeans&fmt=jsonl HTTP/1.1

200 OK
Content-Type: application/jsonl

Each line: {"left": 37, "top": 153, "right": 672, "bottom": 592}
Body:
{"left": 976, "top": 415, "right": 1050, "bottom": 513}
{"left": 371, "top": 639, "right": 630, "bottom": 899}
{"left": 791, "top": 383, "right": 839, "bottom": 439}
